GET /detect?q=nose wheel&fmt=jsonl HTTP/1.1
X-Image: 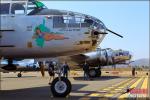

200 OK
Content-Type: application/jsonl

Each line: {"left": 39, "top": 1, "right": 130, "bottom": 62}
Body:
{"left": 50, "top": 61, "right": 71, "bottom": 97}
{"left": 51, "top": 77, "right": 71, "bottom": 97}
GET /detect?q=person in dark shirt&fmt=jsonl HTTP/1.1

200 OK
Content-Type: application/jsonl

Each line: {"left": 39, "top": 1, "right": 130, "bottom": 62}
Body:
{"left": 132, "top": 67, "right": 135, "bottom": 77}
{"left": 48, "top": 61, "right": 55, "bottom": 84}
{"left": 83, "top": 61, "right": 89, "bottom": 80}
{"left": 62, "top": 61, "right": 70, "bottom": 78}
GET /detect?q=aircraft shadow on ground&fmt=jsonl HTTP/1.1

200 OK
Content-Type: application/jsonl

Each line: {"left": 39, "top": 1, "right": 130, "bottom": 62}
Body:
{"left": 73, "top": 76, "right": 126, "bottom": 81}
{"left": 0, "top": 84, "right": 88, "bottom": 100}
{"left": 0, "top": 82, "right": 149, "bottom": 100}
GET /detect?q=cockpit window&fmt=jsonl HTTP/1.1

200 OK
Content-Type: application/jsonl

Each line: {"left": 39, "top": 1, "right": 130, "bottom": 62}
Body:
{"left": 84, "top": 18, "right": 93, "bottom": 25}
{"left": 27, "top": 2, "right": 37, "bottom": 14}
{"left": 11, "top": 2, "right": 26, "bottom": 15}
{"left": 119, "top": 52, "right": 123, "bottom": 56}
{"left": 0, "top": 3, "right": 10, "bottom": 14}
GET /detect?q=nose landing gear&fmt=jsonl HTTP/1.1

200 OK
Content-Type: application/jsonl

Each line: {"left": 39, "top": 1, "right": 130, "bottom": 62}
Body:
{"left": 50, "top": 62, "right": 71, "bottom": 97}
{"left": 51, "top": 77, "right": 71, "bottom": 97}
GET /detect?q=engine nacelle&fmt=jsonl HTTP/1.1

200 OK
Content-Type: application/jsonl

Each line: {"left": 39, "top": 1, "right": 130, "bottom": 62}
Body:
{"left": 83, "top": 48, "right": 131, "bottom": 67}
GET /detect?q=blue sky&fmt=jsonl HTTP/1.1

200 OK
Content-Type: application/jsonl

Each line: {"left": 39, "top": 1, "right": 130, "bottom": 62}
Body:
{"left": 43, "top": 1, "right": 149, "bottom": 60}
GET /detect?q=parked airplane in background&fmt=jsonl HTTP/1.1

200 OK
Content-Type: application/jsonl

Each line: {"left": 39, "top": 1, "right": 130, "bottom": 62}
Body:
{"left": 0, "top": 0, "right": 124, "bottom": 97}
{"left": 0, "top": 48, "right": 131, "bottom": 78}
{"left": 0, "top": 59, "right": 40, "bottom": 77}
{"left": 58, "top": 48, "right": 132, "bottom": 77}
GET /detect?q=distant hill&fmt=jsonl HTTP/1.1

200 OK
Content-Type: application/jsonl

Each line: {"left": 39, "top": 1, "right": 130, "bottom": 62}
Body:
{"left": 131, "top": 58, "right": 149, "bottom": 66}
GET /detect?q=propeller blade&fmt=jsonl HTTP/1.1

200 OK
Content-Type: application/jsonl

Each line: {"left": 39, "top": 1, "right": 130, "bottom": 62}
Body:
{"left": 106, "top": 28, "right": 123, "bottom": 38}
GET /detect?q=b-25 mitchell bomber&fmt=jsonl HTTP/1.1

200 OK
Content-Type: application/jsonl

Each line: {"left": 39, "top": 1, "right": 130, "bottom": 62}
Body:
{"left": 0, "top": 0, "right": 125, "bottom": 97}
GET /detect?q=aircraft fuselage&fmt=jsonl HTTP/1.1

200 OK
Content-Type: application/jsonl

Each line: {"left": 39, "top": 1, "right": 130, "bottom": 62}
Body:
{"left": 1, "top": 15, "right": 93, "bottom": 58}
{"left": 0, "top": 0, "right": 106, "bottom": 59}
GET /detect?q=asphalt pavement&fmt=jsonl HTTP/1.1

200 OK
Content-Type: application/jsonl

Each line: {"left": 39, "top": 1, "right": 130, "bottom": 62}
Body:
{"left": 0, "top": 71, "right": 149, "bottom": 100}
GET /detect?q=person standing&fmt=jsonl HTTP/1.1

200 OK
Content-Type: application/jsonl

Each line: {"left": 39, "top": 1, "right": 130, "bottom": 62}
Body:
{"left": 62, "top": 61, "right": 70, "bottom": 78}
{"left": 132, "top": 67, "right": 135, "bottom": 77}
{"left": 83, "top": 61, "right": 89, "bottom": 80}
{"left": 38, "top": 61, "right": 45, "bottom": 77}
{"left": 48, "top": 61, "right": 55, "bottom": 84}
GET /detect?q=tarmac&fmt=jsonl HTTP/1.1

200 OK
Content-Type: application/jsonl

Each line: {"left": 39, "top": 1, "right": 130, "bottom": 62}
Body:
{"left": 0, "top": 70, "right": 149, "bottom": 100}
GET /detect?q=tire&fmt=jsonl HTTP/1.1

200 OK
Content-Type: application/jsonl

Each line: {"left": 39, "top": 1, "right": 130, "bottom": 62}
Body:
{"left": 51, "top": 77, "right": 71, "bottom": 97}
{"left": 89, "top": 68, "right": 97, "bottom": 78}
{"left": 17, "top": 73, "right": 22, "bottom": 77}
{"left": 96, "top": 69, "right": 101, "bottom": 77}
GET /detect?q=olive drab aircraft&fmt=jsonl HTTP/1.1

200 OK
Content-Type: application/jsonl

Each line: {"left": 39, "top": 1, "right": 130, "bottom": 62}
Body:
{"left": 0, "top": 0, "right": 124, "bottom": 97}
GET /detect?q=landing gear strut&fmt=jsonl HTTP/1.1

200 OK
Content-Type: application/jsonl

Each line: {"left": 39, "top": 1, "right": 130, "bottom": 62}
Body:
{"left": 51, "top": 62, "right": 71, "bottom": 97}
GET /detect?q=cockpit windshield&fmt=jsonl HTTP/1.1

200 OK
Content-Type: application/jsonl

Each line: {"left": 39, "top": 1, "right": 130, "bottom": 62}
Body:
{"left": 0, "top": 3, "right": 10, "bottom": 14}
{"left": 0, "top": 0, "right": 47, "bottom": 15}
{"left": 27, "top": 2, "right": 37, "bottom": 14}
{"left": 0, "top": 0, "right": 106, "bottom": 32}
{"left": 114, "top": 50, "right": 129, "bottom": 57}
{"left": 11, "top": 2, "right": 26, "bottom": 15}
